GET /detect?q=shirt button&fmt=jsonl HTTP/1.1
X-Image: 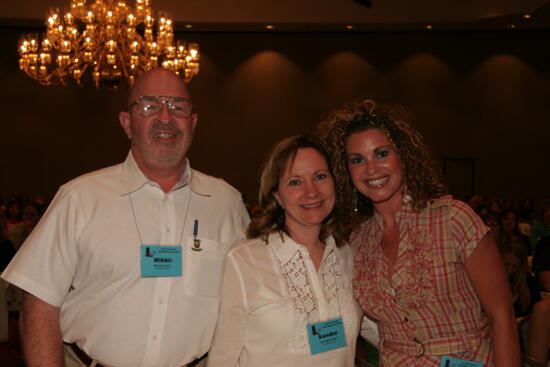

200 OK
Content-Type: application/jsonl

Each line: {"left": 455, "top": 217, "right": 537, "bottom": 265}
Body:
{"left": 152, "top": 335, "right": 158, "bottom": 341}
{"left": 166, "top": 227, "right": 171, "bottom": 233}
{"left": 404, "top": 316, "right": 409, "bottom": 322}
{"left": 393, "top": 298, "right": 398, "bottom": 303}
{"left": 159, "top": 298, "right": 164, "bottom": 304}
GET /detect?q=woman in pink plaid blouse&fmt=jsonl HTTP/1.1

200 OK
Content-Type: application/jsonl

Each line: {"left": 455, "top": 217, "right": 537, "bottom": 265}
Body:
{"left": 316, "top": 100, "right": 520, "bottom": 367}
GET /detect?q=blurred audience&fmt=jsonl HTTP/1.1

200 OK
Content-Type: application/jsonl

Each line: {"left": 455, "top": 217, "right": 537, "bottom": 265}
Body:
{"left": 478, "top": 205, "right": 490, "bottom": 219}
{"left": 0, "top": 194, "right": 49, "bottom": 253}
{"left": 482, "top": 211, "right": 501, "bottom": 238}
{"left": 497, "top": 234, "right": 550, "bottom": 366}
{"left": 490, "top": 199, "right": 503, "bottom": 217}
{"left": 497, "top": 234, "right": 540, "bottom": 318}
{"left": 0, "top": 227, "right": 15, "bottom": 342}
{"left": 500, "top": 208, "right": 532, "bottom": 255}
{"left": 3, "top": 200, "right": 22, "bottom": 247}
{"left": 8, "top": 202, "right": 43, "bottom": 250}
{"left": 533, "top": 236, "right": 550, "bottom": 293}
{"left": 520, "top": 198, "right": 537, "bottom": 222}
{"left": 531, "top": 200, "right": 550, "bottom": 253}
{"left": 467, "top": 194, "right": 482, "bottom": 212}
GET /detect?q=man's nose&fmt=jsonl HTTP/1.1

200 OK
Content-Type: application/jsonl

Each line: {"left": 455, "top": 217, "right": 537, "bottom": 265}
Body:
{"left": 158, "top": 101, "right": 172, "bottom": 122}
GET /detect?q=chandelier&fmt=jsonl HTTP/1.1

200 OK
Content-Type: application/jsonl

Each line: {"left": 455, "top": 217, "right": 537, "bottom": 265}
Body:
{"left": 18, "top": 0, "right": 200, "bottom": 89}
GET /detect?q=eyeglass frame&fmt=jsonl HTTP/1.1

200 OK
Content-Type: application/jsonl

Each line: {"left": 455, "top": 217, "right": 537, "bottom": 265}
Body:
{"left": 127, "top": 95, "right": 194, "bottom": 118}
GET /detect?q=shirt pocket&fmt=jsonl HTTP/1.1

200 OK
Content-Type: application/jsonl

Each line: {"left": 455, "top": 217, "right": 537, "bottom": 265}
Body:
{"left": 183, "top": 237, "right": 229, "bottom": 298}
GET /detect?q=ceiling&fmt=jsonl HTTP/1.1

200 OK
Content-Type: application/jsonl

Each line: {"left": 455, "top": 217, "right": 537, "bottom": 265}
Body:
{"left": 0, "top": 0, "right": 549, "bottom": 31}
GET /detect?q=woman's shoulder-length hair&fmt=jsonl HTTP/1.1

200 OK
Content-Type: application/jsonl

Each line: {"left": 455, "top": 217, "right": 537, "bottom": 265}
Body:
{"left": 247, "top": 134, "right": 347, "bottom": 247}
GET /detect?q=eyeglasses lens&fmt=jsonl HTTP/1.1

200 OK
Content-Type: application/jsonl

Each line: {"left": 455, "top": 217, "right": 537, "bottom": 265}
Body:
{"left": 137, "top": 96, "right": 192, "bottom": 118}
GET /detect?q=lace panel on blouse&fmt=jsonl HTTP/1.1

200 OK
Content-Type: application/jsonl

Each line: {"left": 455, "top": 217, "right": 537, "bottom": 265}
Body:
{"left": 279, "top": 250, "right": 317, "bottom": 351}
{"left": 277, "top": 247, "right": 350, "bottom": 353}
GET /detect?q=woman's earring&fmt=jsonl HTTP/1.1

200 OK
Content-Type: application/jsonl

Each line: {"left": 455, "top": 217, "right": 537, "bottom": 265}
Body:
{"left": 277, "top": 209, "right": 285, "bottom": 226}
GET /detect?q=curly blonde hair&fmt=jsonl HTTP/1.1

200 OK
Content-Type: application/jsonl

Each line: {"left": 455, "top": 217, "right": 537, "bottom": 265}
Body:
{"left": 247, "top": 135, "right": 346, "bottom": 247}
{"left": 315, "top": 99, "right": 447, "bottom": 231}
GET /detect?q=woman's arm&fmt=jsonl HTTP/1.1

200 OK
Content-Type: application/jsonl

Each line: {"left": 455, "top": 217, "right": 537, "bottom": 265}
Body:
{"left": 206, "top": 254, "right": 248, "bottom": 367}
{"left": 527, "top": 298, "right": 550, "bottom": 366}
{"left": 465, "top": 233, "right": 520, "bottom": 367}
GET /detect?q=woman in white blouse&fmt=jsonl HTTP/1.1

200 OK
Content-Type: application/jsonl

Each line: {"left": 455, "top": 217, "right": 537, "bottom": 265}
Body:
{"left": 207, "top": 135, "right": 362, "bottom": 367}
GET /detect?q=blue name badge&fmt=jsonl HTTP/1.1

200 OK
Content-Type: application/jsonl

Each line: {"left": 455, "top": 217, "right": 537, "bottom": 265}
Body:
{"left": 306, "top": 317, "right": 347, "bottom": 355}
{"left": 440, "top": 356, "right": 483, "bottom": 367}
{"left": 140, "top": 245, "right": 182, "bottom": 277}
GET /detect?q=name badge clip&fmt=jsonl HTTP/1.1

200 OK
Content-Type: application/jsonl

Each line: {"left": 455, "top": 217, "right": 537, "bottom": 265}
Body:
{"left": 191, "top": 219, "right": 202, "bottom": 251}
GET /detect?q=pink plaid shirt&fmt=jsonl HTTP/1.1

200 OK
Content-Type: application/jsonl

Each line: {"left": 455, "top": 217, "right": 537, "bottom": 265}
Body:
{"left": 353, "top": 196, "right": 494, "bottom": 366}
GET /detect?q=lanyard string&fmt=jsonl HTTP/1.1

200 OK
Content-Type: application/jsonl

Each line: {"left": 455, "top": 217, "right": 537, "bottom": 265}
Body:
{"left": 273, "top": 243, "right": 343, "bottom": 324}
{"left": 129, "top": 187, "right": 192, "bottom": 246}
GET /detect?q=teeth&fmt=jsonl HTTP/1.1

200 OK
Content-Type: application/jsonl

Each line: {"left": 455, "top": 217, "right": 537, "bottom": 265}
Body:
{"left": 154, "top": 133, "right": 174, "bottom": 138}
{"left": 368, "top": 177, "right": 388, "bottom": 186}
{"left": 303, "top": 203, "right": 322, "bottom": 208}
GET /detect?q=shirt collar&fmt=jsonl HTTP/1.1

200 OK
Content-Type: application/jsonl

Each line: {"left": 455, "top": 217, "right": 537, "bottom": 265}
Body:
{"left": 371, "top": 195, "right": 417, "bottom": 229}
{"left": 267, "top": 231, "right": 337, "bottom": 266}
{"left": 187, "top": 164, "right": 211, "bottom": 197}
{"left": 121, "top": 152, "right": 148, "bottom": 195}
{"left": 121, "top": 151, "right": 210, "bottom": 196}
{"left": 370, "top": 195, "right": 453, "bottom": 229}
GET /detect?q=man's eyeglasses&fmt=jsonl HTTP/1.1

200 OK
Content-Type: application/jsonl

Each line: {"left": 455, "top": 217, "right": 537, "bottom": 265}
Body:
{"left": 128, "top": 95, "right": 193, "bottom": 118}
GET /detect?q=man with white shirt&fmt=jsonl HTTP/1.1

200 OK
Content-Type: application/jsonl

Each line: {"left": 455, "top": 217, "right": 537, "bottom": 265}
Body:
{"left": 2, "top": 68, "right": 250, "bottom": 367}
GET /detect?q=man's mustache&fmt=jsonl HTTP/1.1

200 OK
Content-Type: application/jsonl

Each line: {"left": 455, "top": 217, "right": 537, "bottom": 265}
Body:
{"left": 149, "top": 121, "right": 182, "bottom": 136}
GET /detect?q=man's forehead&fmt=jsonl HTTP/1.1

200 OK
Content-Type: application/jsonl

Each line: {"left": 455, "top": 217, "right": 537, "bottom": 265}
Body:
{"left": 130, "top": 70, "right": 190, "bottom": 101}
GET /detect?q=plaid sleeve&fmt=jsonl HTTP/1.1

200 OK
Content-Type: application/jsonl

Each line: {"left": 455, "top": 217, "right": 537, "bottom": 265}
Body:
{"left": 450, "top": 200, "right": 489, "bottom": 262}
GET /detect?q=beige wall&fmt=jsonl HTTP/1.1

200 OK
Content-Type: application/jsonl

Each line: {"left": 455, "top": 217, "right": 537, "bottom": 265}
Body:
{"left": 1, "top": 29, "right": 548, "bottom": 205}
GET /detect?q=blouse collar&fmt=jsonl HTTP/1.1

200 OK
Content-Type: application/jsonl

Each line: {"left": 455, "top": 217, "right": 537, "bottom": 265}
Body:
{"left": 267, "top": 231, "right": 337, "bottom": 266}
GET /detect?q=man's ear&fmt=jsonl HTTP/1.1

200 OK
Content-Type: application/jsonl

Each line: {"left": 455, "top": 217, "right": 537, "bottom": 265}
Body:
{"left": 190, "top": 113, "right": 198, "bottom": 131}
{"left": 119, "top": 111, "right": 132, "bottom": 139}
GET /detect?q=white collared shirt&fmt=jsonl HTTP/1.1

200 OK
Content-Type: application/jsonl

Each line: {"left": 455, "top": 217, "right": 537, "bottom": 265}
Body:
{"left": 2, "top": 152, "right": 250, "bottom": 367}
{"left": 207, "top": 232, "right": 362, "bottom": 367}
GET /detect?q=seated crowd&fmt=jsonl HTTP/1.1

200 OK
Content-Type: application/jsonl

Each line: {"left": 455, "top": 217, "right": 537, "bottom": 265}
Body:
{"left": 0, "top": 193, "right": 51, "bottom": 334}
{"left": 468, "top": 195, "right": 550, "bottom": 366}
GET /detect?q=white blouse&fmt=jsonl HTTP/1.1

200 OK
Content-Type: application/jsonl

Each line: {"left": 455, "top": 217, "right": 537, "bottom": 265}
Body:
{"left": 207, "top": 232, "right": 362, "bottom": 367}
